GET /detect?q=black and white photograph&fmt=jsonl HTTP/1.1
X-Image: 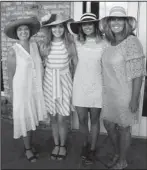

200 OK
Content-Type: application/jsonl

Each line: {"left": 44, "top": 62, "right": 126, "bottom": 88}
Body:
{"left": 1, "top": 1, "right": 147, "bottom": 169}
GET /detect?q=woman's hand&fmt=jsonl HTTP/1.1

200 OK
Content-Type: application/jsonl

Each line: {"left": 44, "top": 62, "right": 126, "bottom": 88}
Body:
{"left": 129, "top": 98, "right": 139, "bottom": 113}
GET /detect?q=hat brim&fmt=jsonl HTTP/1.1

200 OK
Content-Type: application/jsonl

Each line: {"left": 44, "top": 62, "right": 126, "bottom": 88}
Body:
{"left": 42, "top": 18, "right": 74, "bottom": 27}
{"left": 67, "top": 19, "right": 99, "bottom": 35}
{"left": 102, "top": 15, "right": 136, "bottom": 21}
{"left": 4, "top": 17, "right": 40, "bottom": 39}
{"left": 99, "top": 16, "right": 137, "bottom": 33}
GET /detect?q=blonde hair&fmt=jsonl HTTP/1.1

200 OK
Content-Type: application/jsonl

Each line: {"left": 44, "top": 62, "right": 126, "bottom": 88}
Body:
{"left": 105, "top": 17, "right": 135, "bottom": 43}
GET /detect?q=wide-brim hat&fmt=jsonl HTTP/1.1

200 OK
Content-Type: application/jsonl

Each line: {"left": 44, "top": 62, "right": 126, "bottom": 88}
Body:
{"left": 67, "top": 13, "right": 99, "bottom": 35}
{"left": 99, "top": 6, "right": 137, "bottom": 33}
{"left": 41, "top": 13, "right": 74, "bottom": 28}
{"left": 4, "top": 16, "right": 40, "bottom": 40}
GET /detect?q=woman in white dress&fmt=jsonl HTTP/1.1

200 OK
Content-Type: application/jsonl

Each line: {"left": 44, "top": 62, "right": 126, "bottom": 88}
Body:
{"left": 39, "top": 13, "right": 77, "bottom": 160}
{"left": 68, "top": 13, "right": 108, "bottom": 164}
{"left": 4, "top": 16, "right": 47, "bottom": 162}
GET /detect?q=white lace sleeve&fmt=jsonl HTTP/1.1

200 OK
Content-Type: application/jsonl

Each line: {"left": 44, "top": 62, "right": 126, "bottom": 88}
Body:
{"left": 126, "top": 57, "right": 146, "bottom": 81}
{"left": 121, "top": 36, "right": 146, "bottom": 81}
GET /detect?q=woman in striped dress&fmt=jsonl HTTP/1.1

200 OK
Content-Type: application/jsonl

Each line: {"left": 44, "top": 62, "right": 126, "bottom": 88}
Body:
{"left": 39, "top": 13, "right": 77, "bottom": 160}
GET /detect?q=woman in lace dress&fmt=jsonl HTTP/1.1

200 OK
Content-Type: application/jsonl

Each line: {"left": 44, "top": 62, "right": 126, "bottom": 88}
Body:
{"left": 39, "top": 13, "right": 77, "bottom": 160}
{"left": 99, "top": 6, "right": 146, "bottom": 169}
{"left": 68, "top": 13, "right": 108, "bottom": 164}
{"left": 4, "top": 16, "right": 47, "bottom": 162}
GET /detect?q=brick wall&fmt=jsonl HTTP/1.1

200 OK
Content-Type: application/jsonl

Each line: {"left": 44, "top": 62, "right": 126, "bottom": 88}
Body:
{"left": 1, "top": 1, "right": 72, "bottom": 98}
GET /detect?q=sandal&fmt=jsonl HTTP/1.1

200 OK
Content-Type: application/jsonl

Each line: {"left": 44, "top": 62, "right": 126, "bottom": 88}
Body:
{"left": 24, "top": 148, "right": 37, "bottom": 162}
{"left": 57, "top": 145, "right": 67, "bottom": 160}
{"left": 107, "top": 154, "right": 119, "bottom": 168}
{"left": 50, "top": 145, "right": 60, "bottom": 160}
{"left": 31, "top": 145, "right": 39, "bottom": 158}
{"left": 85, "top": 150, "right": 96, "bottom": 165}
{"left": 111, "top": 160, "right": 128, "bottom": 169}
{"left": 81, "top": 143, "right": 90, "bottom": 160}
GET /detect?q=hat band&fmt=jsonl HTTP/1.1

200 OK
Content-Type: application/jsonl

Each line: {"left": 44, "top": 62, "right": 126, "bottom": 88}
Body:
{"left": 81, "top": 15, "right": 97, "bottom": 21}
{"left": 110, "top": 11, "right": 127, "bottom": 17}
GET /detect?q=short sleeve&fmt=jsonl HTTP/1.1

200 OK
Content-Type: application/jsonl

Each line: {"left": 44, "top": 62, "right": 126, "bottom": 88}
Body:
{"left": 122, "top": 36, "right": 146, "bottom": 81}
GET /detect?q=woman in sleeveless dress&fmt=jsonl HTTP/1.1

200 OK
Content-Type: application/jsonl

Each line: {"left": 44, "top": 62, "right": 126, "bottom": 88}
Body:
{"left": 39, "top": 13, "right": 77, "bottom": 160}
{"left": 4, "top": 16, "right": 47, "bottom": 162}
{"left": 99, "top": 6, "right": 146, "bottom": 169}
{"left": 68, "top": 13, "right": 108, "bottom": 164}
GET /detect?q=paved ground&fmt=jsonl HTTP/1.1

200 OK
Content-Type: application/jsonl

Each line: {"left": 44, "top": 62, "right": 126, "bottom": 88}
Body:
{"left": 1, "top": 118, "right": 147, "bottom": 169}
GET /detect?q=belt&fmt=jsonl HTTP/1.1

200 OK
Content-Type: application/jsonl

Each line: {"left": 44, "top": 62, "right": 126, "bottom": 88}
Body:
{"left": 48, "top": 66, "right": 69, "bottom": 103}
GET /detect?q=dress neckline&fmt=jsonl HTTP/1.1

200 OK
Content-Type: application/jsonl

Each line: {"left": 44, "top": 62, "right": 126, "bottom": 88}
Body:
{"left": 110, "top": 35, "right": 133, "bottom": 47}
{"left": 52, "top": 41, "right": 64, "bottom": 45}
{"left": 16, "top": 42, "right": 31, "bottom": 56}
{"left": 86, "top": 37, "right": 96, "bottom": 42}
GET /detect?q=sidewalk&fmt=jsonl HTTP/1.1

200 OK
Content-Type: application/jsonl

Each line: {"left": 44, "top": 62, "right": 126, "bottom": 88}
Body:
{"left": 1, "top": 118, "right": 147, "bottom": 169}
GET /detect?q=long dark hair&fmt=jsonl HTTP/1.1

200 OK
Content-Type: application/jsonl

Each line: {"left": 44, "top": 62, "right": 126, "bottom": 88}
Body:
{"left": 41, "top": 23, "right": 77, "bottom": 61}
{"left": 77, "top": 21, "right": 103, "bottom": 44}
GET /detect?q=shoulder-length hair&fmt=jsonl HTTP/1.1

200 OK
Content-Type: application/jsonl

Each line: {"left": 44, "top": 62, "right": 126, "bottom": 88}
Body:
{"left": 41, "top": 22, "right": 77, "bottom": 60}
{"left": 77, "top": 21, "right": 103, "bottom": 44}
{"left": 104, "top": 17, "right": 135, "bottom": 43}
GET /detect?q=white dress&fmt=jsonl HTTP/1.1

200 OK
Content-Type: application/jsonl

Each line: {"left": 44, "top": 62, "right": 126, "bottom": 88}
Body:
{"left": 101, "top": 35, "right": 146, "bottom": 127}
{"left": 72, "top": 38, "right": 108, "bottom": 108}
{"left": 12, "top": 42, "right": 47, "bottom": 139}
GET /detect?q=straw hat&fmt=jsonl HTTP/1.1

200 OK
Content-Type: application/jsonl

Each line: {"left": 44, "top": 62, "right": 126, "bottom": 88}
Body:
{"left": 67, "top": 13, "right": 99, "bottom": 35}
{"left": 41, "top": 13, "right": 73, "bottom": 28}
{"left": 4, "top": 16, "right": 40, "bottom": 39}
{"left": 99, "top": 6, "right": 137, "bottom": 33}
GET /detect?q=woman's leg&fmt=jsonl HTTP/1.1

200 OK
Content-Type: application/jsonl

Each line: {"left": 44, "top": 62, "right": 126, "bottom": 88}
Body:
{"left": 76, "top": 107, "right": 89, "bottom": 159}
{"left": 103, "top": 120, "right": 119, "bottom": 156}
{"left": 50, "top": 114, "right": 60, "bottom": 160}
{"left": 85, "top": 108, "right": 101, "bottom": 164}
{"left": 89, "top": 108, "right": 101, "bottom": 151}
{"left": 57, "top": 114, "right": 68, "bottom": 160}
{"left": 112, "top": 126, "right": 131, "bottom": 168}
{"left": 28, "top": 130, "right": 39, "bottom": 157}
{"left": 103, "top": 120, "right": 119, "bottom": 167}
{"left": 23, "top": 131, "right": 36, "bottom": 162}
{"left": 76, "top": 107, "right": 89, "bottom": 145}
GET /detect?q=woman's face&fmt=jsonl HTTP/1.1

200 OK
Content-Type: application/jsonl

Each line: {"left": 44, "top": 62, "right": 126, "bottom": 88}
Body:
{"left": 51, "top": 23, "right": 64, "bottom": 38}
{"left": 110, "top": 17, "right": 125, "bottom": 34}
{"left": 82, "top": 22, "right": 95, "bottom": 36}
{"left": 16, "top": 25, "right": 30, "bottom": 40}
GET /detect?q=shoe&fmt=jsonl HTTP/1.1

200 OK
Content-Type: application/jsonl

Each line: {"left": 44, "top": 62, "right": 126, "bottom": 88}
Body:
{"left": 50, "top": 145, "right": 60, "bottom": 160}
{"left": 24, "top": 148, "right": 37, "bottom": 163}
{"left": 57, "top": 145, "right": 67, "bottom": 160}
{"left": 111, "top": 160, "right": 128, "bottom": 169}
{"left": 31, "top": 145, "right": 39, "bottom": 158}
{"left": 107, "top": 154, "right": 119, "bottom": 168}
{"left": 85, "top": 150, "right": 96, "bottom": 165}
{"left": 81, "top": 143, "right": 89, "bottom": 160}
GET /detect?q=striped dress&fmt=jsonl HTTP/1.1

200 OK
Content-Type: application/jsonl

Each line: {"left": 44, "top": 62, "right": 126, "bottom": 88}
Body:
{"left": 43, "top": 41, "right": 72, "bottom": 116}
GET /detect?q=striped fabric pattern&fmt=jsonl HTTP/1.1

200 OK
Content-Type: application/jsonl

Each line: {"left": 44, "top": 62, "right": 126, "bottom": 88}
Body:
{"left": 43, "top": 41, "right": 72, "bottom": 116}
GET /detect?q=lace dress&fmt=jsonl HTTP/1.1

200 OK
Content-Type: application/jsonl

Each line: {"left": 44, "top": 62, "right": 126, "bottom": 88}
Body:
{"left": 101, "top": 35, "right": 146, "bottom": 127}
{"left": 72, "top": 38, "right": 108, "bottom": 108}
